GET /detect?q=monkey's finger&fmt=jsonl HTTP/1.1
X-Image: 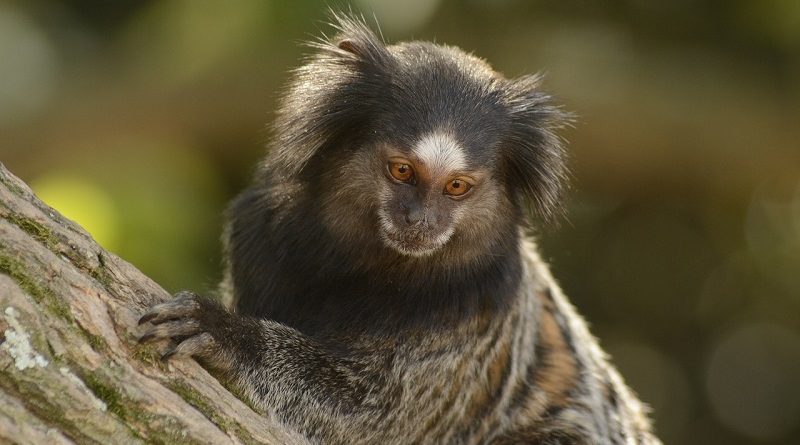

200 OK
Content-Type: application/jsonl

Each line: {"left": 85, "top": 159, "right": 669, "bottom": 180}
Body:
{"left": 161, "top": 332, "right": 215, "bottom": 361}
{"left": 138, "top": 320, "right": 201, "bottom": 343}
{"left": 138, "top": 293, "right": 200, "bottom": 325}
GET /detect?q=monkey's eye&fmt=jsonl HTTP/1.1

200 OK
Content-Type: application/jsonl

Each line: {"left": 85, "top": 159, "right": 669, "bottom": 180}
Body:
{"left": 388, "top": 162, "right": 415, "bottom": 183}
{"left": 444, "top": 178, "right": 473, "bottom": 198}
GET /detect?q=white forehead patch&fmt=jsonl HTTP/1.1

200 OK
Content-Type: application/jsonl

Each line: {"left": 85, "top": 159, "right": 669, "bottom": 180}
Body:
{"left": 412, "top": 131, "right": 466, "bottom": 176}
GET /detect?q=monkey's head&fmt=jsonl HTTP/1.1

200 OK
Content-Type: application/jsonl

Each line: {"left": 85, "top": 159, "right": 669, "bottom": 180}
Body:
{"left": 268, "top": 14, "right": 568, "bottom": 261}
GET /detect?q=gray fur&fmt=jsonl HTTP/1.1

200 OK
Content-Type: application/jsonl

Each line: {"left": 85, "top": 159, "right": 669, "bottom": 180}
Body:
{"left": 139, "top": 12, "right": 660, "bottom": 445}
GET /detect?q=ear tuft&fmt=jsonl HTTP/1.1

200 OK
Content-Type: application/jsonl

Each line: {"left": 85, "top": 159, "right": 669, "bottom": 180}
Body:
{"left": 326, "top": 11, "right": 389, "bottom": 66}
{"left": 503, "top": 74, "right": 573, "bottom": 223}
{"left": 267, "top": 11, "right": 392, "bottom": 181}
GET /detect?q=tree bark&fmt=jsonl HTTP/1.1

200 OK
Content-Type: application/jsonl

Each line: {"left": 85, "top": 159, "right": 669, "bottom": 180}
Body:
{"left": 0, "top": 164, "right": 304, "bottom": 445}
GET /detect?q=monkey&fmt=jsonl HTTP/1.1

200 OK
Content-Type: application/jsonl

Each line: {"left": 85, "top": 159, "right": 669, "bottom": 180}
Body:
{"left": 138, "top": 13, "right": 661, "bottom": 445}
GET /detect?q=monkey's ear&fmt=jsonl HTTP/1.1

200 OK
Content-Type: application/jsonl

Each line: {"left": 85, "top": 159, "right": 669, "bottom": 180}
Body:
{"left": 337, "top": 39, "right": 360, "bottom": 54}
{"left": 503, "top": 74, "right": 572, "bottom": 222}
{"left": 327, "top": 11, "right": 390, "bottom": 66}
{"left": 269, "top": 12, "right": 391, "bottom": 180}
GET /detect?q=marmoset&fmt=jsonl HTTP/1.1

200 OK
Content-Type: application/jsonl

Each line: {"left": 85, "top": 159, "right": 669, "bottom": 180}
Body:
{"left": 139, "top": 14, "right": 661, "bottom": 445}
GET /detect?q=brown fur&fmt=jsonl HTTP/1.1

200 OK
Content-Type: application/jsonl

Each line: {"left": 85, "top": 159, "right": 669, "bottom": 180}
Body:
{"left": 138, "top": 13, "right": 662, "bottom": 445}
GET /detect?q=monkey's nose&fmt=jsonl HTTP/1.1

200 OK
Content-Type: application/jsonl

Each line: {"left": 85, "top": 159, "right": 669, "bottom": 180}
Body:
{"left": 404, "top": 209, "right": 422, "bottom": 225}
{"left": 404, "top": 204, "right": 439, "bottom": 226}
{"left": 403, "top": 204, "right": 426, "bottom": 225}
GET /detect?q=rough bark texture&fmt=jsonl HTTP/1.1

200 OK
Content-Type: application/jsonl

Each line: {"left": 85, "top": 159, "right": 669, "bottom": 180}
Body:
{"left": 0, "top": 164, "right": 303, "bottom": 445}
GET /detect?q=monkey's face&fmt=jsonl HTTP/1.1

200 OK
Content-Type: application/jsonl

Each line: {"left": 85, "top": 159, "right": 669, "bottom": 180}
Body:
{"left": 374, "top": 131, "right": 498, "bottom": 257}
{"left": 319, "top": 129, "right": 511, "bottom": 261}
{"left": 279, "top": 27, "right": 568, "bottom": 263}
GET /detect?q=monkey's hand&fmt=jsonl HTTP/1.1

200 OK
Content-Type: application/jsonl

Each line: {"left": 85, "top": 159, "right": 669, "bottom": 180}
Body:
{"left": 137, "top": 291, "right": 376, "bottom": 428}
{"left": 137, "top": 291, "right": 235, "bottom": 370}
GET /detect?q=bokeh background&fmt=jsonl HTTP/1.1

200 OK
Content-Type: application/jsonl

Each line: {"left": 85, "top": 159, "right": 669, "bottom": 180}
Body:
{"left": 2, "top": 1, "right": 799, "bottom": 443}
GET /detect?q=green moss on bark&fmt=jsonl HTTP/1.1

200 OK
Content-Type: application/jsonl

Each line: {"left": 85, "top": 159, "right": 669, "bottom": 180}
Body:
{"left": 166, "top": 380, "right": 259, "bottom": 445}
{"left": 0, "top": 254, "right": 72, "bottom": 322}
{"left": 3, "top": 214, "right": 58, "bottom": 250}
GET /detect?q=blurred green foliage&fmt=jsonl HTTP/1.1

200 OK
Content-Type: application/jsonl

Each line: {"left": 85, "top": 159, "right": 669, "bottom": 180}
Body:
{"left": 1, "top": 1, "right": 798, "bottom": 443}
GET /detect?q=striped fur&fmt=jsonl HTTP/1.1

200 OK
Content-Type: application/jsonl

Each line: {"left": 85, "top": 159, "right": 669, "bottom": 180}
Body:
{"left": 139, "top": 13, "right": 660, "bottom": 445}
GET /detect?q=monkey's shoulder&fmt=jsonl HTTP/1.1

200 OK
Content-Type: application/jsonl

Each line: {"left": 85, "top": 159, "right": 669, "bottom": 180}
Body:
{"left": 517, "top": 264, "right": 660, "bottom": 443}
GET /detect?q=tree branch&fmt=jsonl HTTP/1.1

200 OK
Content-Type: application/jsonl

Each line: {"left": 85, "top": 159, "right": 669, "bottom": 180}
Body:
{"left": 0, "top": 163, "right": 303, "bottom": 444}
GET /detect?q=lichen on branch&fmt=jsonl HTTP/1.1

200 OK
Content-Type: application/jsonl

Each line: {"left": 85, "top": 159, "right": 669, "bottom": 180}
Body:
{"left": 0, "top": 163, "right": 302, "bottom": 445}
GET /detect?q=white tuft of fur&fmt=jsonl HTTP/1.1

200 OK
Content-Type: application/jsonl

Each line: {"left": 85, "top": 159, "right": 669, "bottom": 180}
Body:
{"left": 412, "top": 131, "right": 466, "bottom": 176}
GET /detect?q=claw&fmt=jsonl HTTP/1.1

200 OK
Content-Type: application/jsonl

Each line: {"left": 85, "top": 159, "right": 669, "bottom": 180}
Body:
{"left": 135, "top": 292, "right": 219, "bottom": 365}
{"left": 138, "top": 312, "right": 158, "bottom": 326}
{"left": 158, "top": 333, "right": 216, "bottom": 362}
{"left": 161, "top": 347, "right": 178, "bottom": 361}
{"left": 137, "top": 295, "right": 200, "bottom": 327}
{"left": 137, "top": 320, "right": 201, "bottom": 344}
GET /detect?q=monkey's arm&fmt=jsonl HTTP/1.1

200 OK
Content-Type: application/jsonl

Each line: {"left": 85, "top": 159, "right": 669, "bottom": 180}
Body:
{"left": 137, "top": 292, "right": 379, "bottom": 427}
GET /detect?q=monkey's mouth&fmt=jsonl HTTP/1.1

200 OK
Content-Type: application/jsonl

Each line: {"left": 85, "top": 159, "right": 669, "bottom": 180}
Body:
{"left": 380, "top": 225, "right": 453, "bottom": 257}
